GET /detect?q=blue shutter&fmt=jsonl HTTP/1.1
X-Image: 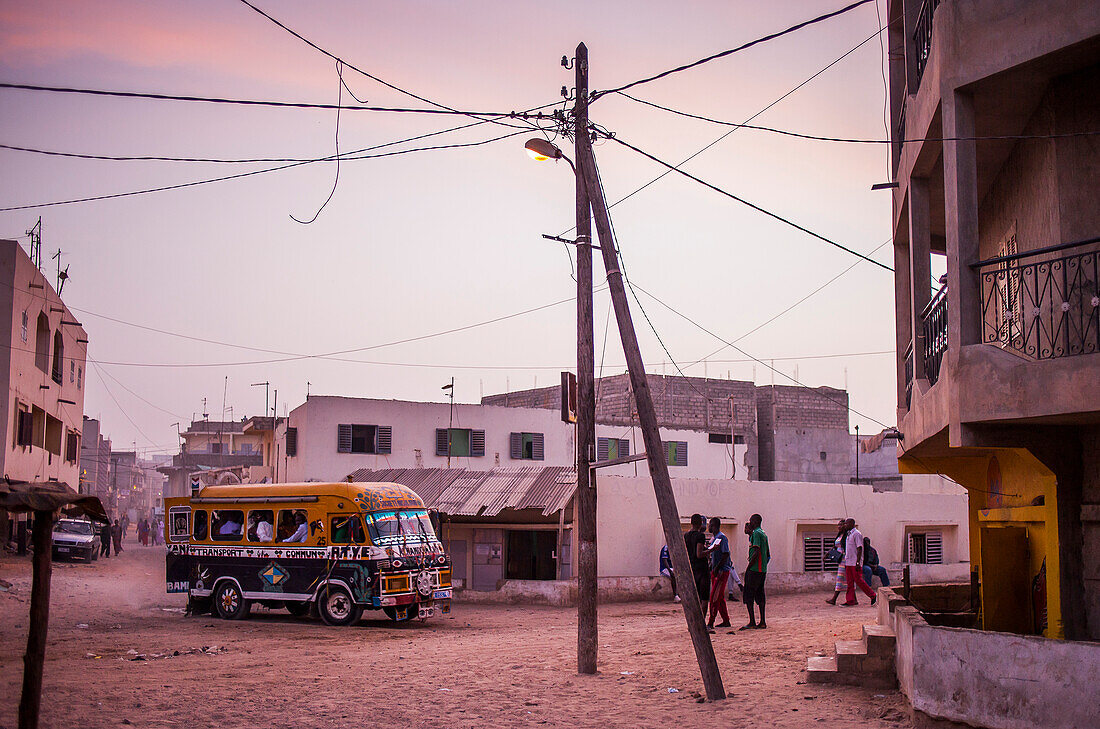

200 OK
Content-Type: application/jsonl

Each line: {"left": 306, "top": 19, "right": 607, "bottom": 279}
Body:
{"left": 676, "top": 441, "right": 687, "bottom": 467}
{"left": 471, "top": 429, "right": 485, "bottom": 457}
{"left": 532, "top": 433, "right": 544, "bottom": 461}
{"left": 376, "top": 426, "right": 392, "bottom": 454}
{"left": 619, "top": 439, "right": 630, "bottom": 457}
{"left": 337, "top": 424, "right": 352, "bottom": 453}
{"left": 510, "top": 432, "right": 522, "bottom": 459}
{"left": 436, "top": 429, "right": 449, "bottom": 456}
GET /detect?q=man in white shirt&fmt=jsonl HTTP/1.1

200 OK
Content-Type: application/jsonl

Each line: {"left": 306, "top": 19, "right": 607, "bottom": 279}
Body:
{"left": 842, "top": 518, "right": 877, "bottom": 607}
{"left": 281, "top": 513, "right": 309, "bottom": 544}
{"left": 255, "top": 517, "right": 273, "bottom": 542}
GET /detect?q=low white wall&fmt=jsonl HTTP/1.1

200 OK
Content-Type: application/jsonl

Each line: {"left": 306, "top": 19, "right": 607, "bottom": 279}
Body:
{"left": 891, "top": 603, "right": 1100, "bottom": 729}
{"left": 596, "top": 476, "right": 970, "bottom": 580}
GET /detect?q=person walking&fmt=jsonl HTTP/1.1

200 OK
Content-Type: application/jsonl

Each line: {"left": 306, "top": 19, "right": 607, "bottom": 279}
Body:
{"left": 825, "top": 519, "right": 849, "bottom": 605}
{"left": 99, "top": 521, "right": 112, "bottom": 558}
{"left": 741, "top": 514, "right": 770, "bottom": 630}
{"left": 684, "top": 514, "right": 710, "bottom": 613}
{"left": 151, "top": 517, "right": 162, "bottom": 546}
{"left": 120, "top": 513, "right": 130, "bottom": 542}
{"left": 659, "top": 544, "right": 679, "bottom": 603}
{"left": 112, "top": 518, "right": 124, "bottom": 554}
{"left": 861, "top": 537, "right": 890, "bottom": 587}
{"left": 841, "top": 518, "right": 877, "bottom": 607}
{"left": 137, "top": 518, "right": 149, "bottom": 547}
{"left": 705, "top": 517, "right": 738, "bottom": 631}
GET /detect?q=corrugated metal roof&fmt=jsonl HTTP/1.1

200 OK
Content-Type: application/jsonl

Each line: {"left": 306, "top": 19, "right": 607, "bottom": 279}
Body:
{"left": 346, "top": 466, "right": 576, "bottom": 518}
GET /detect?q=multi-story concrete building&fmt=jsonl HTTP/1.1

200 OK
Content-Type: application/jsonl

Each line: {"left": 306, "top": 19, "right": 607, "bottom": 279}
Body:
{"left": 78, "top": 416, "right": 112, "bottom": 505}
{"left": 0, "top": 238, "right": 88, "bottom": 545}
{"left": 159, "top": 418, "right": 265, "bottom": 498}
{"left": 883, "top": 1, "right": 1100, "bottom": 726}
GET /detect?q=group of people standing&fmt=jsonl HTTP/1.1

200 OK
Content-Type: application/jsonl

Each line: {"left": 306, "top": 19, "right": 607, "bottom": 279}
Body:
{"left": 661, "top": 513, "right": 770, "bottom": 633}
{"left": 98, "top": 512, "right": 162, "bottom": 558}
{"left": 825, "top": 518, "right": 887, "bottom": 607}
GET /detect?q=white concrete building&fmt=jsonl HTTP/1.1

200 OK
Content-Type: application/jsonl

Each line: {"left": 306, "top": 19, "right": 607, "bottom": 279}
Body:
{"left": 0, "top": 239, "right": 88, "bottom": 545}
{"left": 273, "top": 395, "right": 750, "bottom": 483}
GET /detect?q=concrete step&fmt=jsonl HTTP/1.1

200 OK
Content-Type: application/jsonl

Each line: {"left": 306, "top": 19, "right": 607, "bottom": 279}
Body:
{"left": 806, "top": 655, "right": 838, "bottom": 683}
{"left": 836, "top": 640, "right": 894, "bottom": 675}
{"left": 862, "top": 623, "right": 897, "bottom": 657}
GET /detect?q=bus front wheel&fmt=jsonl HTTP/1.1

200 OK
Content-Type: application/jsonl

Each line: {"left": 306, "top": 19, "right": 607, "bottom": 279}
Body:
{"left": 318, "top": 586, "right": 360, "bottom": 626}
{"left": 213, "top": 582, "right": 251, "bottom": 620}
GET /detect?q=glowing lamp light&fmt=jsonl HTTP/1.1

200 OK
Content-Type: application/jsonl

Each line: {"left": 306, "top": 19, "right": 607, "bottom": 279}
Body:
{"left": 525, "top": 138, "right": 563, "bottom": 162}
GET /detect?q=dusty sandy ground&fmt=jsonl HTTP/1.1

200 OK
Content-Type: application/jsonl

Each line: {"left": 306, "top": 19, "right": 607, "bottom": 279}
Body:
{"left": 1, "top": 539, "right": 917, "bottom": 729}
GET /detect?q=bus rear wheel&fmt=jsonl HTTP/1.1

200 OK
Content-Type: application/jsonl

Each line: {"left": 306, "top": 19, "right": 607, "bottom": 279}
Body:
{"left": 213, "top": 582, "right": 251, "bottom": 620}
{"left": 318, "top": 586, "right": 360, "bottom": 626}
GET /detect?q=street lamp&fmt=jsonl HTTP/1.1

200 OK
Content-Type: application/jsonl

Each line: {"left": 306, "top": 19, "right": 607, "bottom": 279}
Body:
{"left": 525, "top": 138, "right": 576, "bottom": 174}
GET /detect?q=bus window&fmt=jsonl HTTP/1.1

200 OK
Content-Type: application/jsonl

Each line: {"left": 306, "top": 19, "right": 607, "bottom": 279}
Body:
{"left": 193, "top": 510, "right": 208, "bottom": 541}
{"left": 278, "top": 509, "right": 309, "bottom": 543}
{"left": 331, "top": 515, "right": 366, "bottom": 544}
{"left": 211, "top": 510, "right": 244, "bottom": 541}
{"left": 248, "top": 510, "right": 274, "bottom": 542}
{"left": 367, "top": 510, "right": 435, "bottom": 543}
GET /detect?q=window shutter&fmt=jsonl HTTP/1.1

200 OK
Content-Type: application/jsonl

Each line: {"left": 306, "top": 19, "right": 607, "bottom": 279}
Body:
{"left": 532, "top": 433, "right": 544, "bottom": 461}
{"left": 19, "top": 411, "right": 33, "bottom": 447}
{"left": 803, "top": 534, "right": 824, "bottom": 572}
{"left": 436, "top": 429, "right": 449, "bottom": 456}
{"left": 676, "top": 441, "right": 688, "bottom": 467}
{"left": 376, "top": 426, "right": 392, "bottom": 454}
{"left": 510, "top": 432, "right": 522, "bottom": 460}
{"left": 596, "top": 437, "right": 608, "bottom": 462}
{"left": 337, "top": 424, "right": 352, "bottom": 453}
{"left": 285, "top": 427, "right": 298, "bottom": 457}
{"left": 470, "top": 429, "right": 485, "bottom": 457}
{"left": 908, "top": 533, "right": 916, "bottom": 563}
{"left": 618, "top": 439, "right": 630, "bottom": 457}
{"left": 926, "top": 532, "right": 943, "bottom": 564}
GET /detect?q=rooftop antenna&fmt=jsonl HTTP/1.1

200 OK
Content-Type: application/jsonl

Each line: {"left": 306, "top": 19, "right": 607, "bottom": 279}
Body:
{"left": 202, "top": 398, "right": 208, "bottom": 420}
{"left": 51, "top": 249, "right": 69, "bottom": 296}
{"left": 28, "top": 217, "right": 42, "bottom": 269}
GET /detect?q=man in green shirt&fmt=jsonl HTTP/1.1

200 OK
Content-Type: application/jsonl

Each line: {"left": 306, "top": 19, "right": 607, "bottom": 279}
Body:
{"left": 741, "top": 513, "right": 770, "bottom": 630}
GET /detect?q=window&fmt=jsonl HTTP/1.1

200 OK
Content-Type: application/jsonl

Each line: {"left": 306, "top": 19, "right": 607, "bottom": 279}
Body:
{"left": 247, "top": 510, "right": 274, "bottom": 542}
{"left": 286, "top": 427, "right": 298, "bottom": 457}
{"left": 277, "top": 509, "right": 309, "bottom": 542}
{"left": 210, "top": 510, "right": 244, "bottom": 541}
{"left": 77, "top": 367, "right": 81, "bottom": 389}
{"left": 708, "top": 433, "right": 732, "bottom": 444}
{"left": 51, "top": 329, "right": 64, "bottom": 384}
{"left": 20, "top": 311, "right": 27, "bottom": 342}
{"left": 238, "top": 443, "right": 253, "bottom": 455}
{"left": 436, "top": 428, "right": 484, "bottom": 457}
{"left": 192, "top": 510, "right": 209, "bottom": 541}
{"left": 331, "top": 515, "right": 367, "bottom": 544}
{"left": 664, "top": 441, "right": 688, "bottom": 467}
{"left": 210, "top": 442, "right": 223, "bottom": 454}
{"left": 45, "top": 415, "right": 63, "bottom": 456}
{"left": 70, "top": 360, "right": 75, "bottom": 383}
{"left": 34, "top": 312, "right": 50, "bottom": 373}
{"left": 803, "top": 532, "right": 842, "bottom": 572}
{"left": 65, "top": 431, "right": 79, "bottom": 464}
{"left": 169, "top": 507, "right": 190, "bottom": 543}
{"left": 15, "top": 408, "right": 32, "bottom": 447}
{"left": 338, "top": 424, "right": 392, "bottom": 454}
{"left": 510, "top": 432, "right": 545, "bottom": 460}
{"left": 908, "top": 532, "right": 943, "bottom": 564}
{"left": 820, "top": 451, "right": 828, "bottom": 461}
{"left": 596, "top": 437, "right": 630, "bottom": 462}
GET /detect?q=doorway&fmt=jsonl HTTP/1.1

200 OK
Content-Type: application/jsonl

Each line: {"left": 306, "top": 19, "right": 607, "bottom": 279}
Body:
{"left": 505, "top": 530, "right": 557, "bottom": 580}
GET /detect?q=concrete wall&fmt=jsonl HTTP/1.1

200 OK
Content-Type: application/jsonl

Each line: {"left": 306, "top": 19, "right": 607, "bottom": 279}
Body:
{"left": 0, "top": 239, "right": 87, "bottom": 487}
{"left": 890, "top": 600, "right": 1100, "bottom": 729}
{"left": 756, "top": 385, "right": 853, "bottom": 483}
{"left": 595, "top": 476, "right": 970, "bottom": 580}
{"left": 277, "top": 396, "right": 751, "bottom": 483}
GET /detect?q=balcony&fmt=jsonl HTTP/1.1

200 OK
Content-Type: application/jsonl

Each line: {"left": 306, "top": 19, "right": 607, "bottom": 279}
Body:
{"left": 913, "top": 0, "right": 941, "bottom": 87}
{"left": 921, "top": 283, "right": 949, "bottom": 385}
{"left": 975, "top": 237, "right": 1100, "bottom": 360}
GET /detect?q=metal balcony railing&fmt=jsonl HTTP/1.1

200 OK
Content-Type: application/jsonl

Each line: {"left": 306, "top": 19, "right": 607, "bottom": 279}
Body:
{"left": 975, "top": 237, "right": 1100, "bottom": 360}
{"left": 913, "top": 0, "right": 941, "bottom": 87}
{"left": 922, "top": 283, "right": 949, "bottom": 385}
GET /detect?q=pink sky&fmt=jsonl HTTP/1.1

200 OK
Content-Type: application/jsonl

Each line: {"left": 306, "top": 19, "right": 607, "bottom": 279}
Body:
{"left": 0, "top": 0, "right": 903, "bottom": 454}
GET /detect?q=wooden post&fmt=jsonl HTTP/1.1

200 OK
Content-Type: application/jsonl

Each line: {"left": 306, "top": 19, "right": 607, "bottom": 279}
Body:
{"left": 577, "top": 121, "right": 726, "bottom": 700}
{"left": 19, "top": 510, "right": 54, "bottom": 729}
{"left": 573, "top": 42, "right": 599, "bottom": 676}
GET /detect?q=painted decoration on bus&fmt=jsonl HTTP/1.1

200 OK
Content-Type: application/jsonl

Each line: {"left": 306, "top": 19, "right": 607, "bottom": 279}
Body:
{"left": 355, "top": 485, "right": 423, "bottom": 512}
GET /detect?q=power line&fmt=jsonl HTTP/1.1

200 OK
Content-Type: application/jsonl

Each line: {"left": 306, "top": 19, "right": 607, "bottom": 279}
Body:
{"left": 89, "top": 361, "right": 160, "bottom": 449}
{"left": 590, "top": 0, "right": 874, "bottom": 100}
{"left": 0, "top": 127, "right": 531, "bottom": 212}
{"left": 616, "top": 93, "right": 1100, "bottom": 145}
{"left": 0, "top": 82, "right": 551, "bottom": 120}
{"left": 605, "top": 132, "right": 893, "bottom": 271}
{"left": 557, "top": 14, "right": 891, "bottom": 242}
{"left": 290, "top": 59, "right": 345, "bottom": 224}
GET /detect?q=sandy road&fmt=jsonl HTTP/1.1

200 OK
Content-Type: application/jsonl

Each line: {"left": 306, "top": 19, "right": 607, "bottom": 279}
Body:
{"left": 1, "top": 544, "right": 917, "bottom": 728}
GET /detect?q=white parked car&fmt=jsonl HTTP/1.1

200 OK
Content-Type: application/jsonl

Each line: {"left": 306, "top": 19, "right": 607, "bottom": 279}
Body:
{"left": 52, "top": 518, "right": 101, "bottom": 562}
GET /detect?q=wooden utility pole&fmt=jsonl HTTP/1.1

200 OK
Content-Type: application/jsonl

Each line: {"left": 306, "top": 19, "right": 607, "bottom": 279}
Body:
{"left": 573, "top": 42, "right": 599, "bottom": 676}
{"left": 19, "top": 512, "right": 54, "bottom": 729}
{"left": 576, "top": 101, "right": 726, "bottom": 700}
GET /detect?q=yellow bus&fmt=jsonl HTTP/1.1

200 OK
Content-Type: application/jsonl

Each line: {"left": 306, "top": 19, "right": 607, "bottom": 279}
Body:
{"left": 164, "top": 481, "right": 452, "bottom": 625}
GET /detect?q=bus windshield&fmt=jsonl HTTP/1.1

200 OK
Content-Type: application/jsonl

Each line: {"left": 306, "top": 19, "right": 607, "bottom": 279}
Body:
{"left": 366, "top": 509, "right": 437, "bottom": 545}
